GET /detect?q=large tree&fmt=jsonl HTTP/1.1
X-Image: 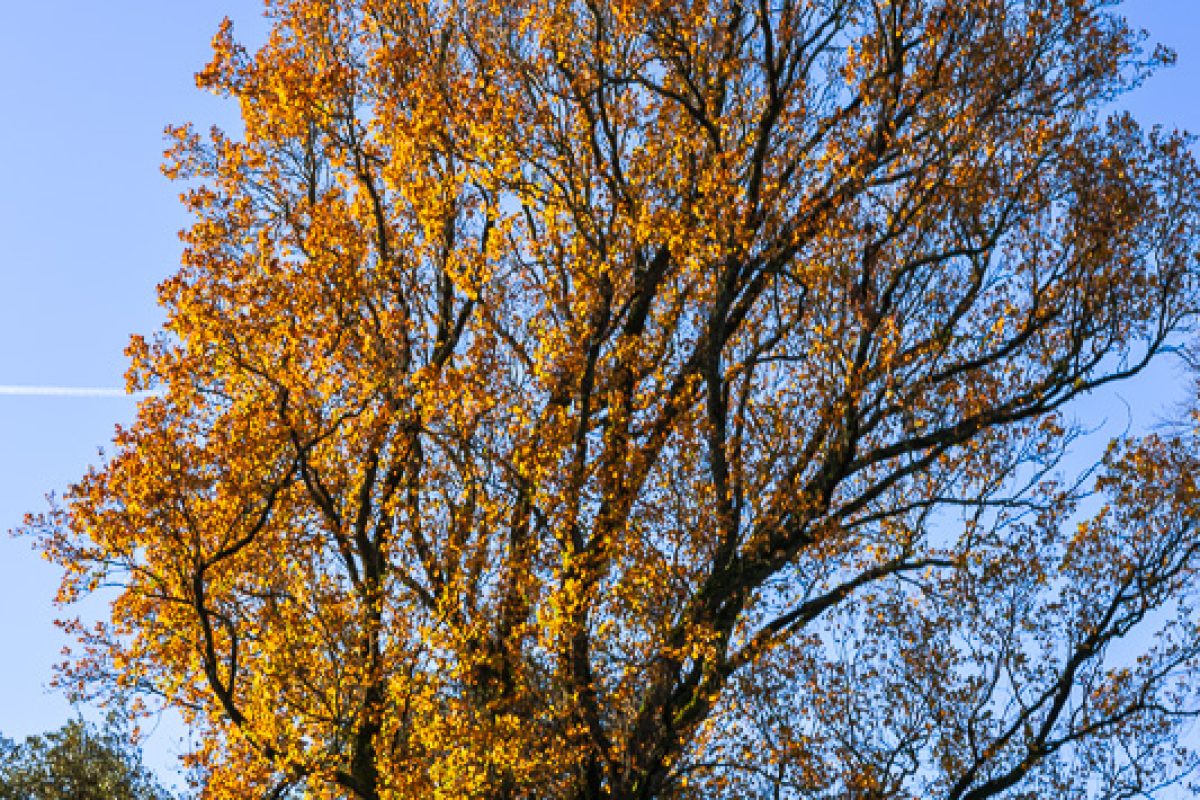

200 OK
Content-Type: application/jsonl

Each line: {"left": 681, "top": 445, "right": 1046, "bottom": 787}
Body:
{"left": 32, "top": 0, "right": 1200, "bottom": 797}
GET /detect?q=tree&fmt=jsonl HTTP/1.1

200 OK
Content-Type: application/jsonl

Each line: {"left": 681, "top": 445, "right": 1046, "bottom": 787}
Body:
{"left": 0, "top": 717, "right": 173, "bottom": 800}
{"left": 28, "top": 0, "right": 1200, "bottom": 797}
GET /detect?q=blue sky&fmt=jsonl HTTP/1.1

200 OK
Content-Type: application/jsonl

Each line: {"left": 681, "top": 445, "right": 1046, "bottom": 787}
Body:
{"left": 0, "top": 0, "right": 264, "bottom": 773}
{"left": 0, "top": 0, "right": 1197, "bottom": 784}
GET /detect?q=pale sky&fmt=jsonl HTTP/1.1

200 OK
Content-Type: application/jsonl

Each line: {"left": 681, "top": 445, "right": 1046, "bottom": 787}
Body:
{"left": 0, "top": 0, "right": 264, "bottom": 777}
{"left": 0, "top": 0, "right": 1196, "bottom": 786}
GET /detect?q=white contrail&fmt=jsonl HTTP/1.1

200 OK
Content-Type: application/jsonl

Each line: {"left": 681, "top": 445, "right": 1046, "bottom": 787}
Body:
{"left": 0, "top": 385, "right": 163, "bottom": 398}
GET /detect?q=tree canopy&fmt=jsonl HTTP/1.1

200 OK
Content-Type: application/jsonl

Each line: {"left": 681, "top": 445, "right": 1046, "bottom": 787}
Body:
{"left": 31, "top": 0, "right": 1200, "bottom": 798}
{"left": 0, "top": 718, "right": 172, "bottom": 800}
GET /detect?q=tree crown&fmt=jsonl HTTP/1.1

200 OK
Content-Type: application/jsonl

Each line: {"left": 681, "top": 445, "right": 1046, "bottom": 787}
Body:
{"left": 31, "top": 1, "right": 1200, "bottom": 798}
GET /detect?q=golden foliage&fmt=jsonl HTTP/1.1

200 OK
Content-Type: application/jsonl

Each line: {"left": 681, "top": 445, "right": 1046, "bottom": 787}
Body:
{"left": 29, "top": 1, "right": 1200, "bottom": 798}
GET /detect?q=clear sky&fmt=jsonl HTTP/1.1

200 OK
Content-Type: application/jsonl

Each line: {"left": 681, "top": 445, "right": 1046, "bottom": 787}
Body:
{"left": 0, "top": 0, "right": 1197, "bottom": 785}
{"left": 0, "top": 0, "right": 264, "bottom": 774}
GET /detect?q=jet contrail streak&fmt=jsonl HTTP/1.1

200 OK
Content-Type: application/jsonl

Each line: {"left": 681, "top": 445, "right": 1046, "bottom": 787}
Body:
{"left": 0, "top": 386, "right": 163, "bottom": 398}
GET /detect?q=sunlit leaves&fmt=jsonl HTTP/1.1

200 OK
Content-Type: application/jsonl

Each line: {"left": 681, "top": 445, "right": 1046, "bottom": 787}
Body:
{"left": 28, "top": 1, "right": 1200, "bottom": 798}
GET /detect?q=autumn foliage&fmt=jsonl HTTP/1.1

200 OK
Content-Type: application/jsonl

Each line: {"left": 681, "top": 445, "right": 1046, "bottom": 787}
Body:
{"left": 31, "top": 0, "right": 1200, "bottom": 797}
